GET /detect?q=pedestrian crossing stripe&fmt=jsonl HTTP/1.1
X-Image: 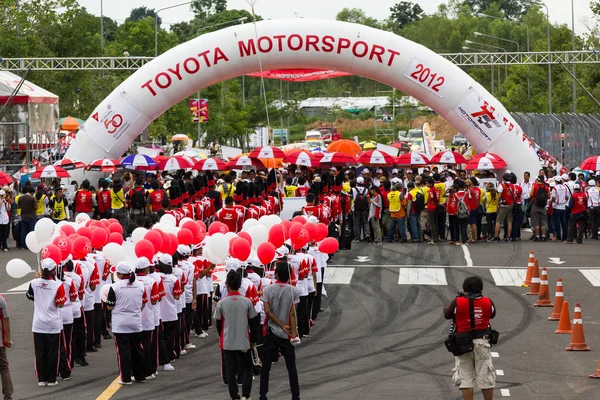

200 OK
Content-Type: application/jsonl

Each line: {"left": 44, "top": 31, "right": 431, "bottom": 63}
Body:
{"left": 489, "top": 269, "right": 527, "bottom": 287}
{"left": 580, "top": 270, "right": 600, "bottom": 286}
{"left": 8, "top": 281, "right": 30, "bottom": 292}
{"left": 398, "top": 268, "right": 447, "bottom": 285}
{"left": 324, "top": 268, "right": 355, "bottom": 285}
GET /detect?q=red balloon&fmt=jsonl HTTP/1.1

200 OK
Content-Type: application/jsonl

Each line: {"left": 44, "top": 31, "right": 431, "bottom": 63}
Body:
{"left": 77, "top": 226, "right": 93, "bottom": 241}
{"left": 292, "top": 215, "right": 307, "bottom": 224}
{"left": 315, "top": 223, "right": 329, "bottom": 242}
{"left": 85, "top": 219, "right": 94, "bottom": 227}
{"left": 90, "top": 220, "right": 104, "bottom": 228}
{"left": 145, "top": 230, "right": 163, "bottom": 253}
{"left": 208, "top": 221, "right": 229, "bottom": 235}
{"left": 135, "top": 239, "right": 156, "bottom": 260}
{"left": 291, "top": 227, "right": 309, "bottom": 250}
{"left": 108, "top": 218, "right": 119, "bottom": 225}
{"left": 177, "top": 228, "right": 193, "bottom": 246}
{"left": 318, "top": 237, "right": 339, "bottom": 254}
{"left": 196, "top": 220, "right": 207, "bottom": 232}
{"left": 268, "top": 225, "right": 286, "bottom": 248}
{"left": 72, "top": 237, "right": 92, "bottom": 260}
{"left": 231, "top": 237, "right": 251, "bottom": 261}
{"left": 181, "top": 221, "right": 201, "bottom": 243}
{"left": 257, "top": 242, "right": 276, "bottom": 265}
{"left": 69, "top": 233, "right": 81, "bottom": 241}
{"left": 303, "top": 222, "right": 317, "bottom": 242}
{"left": 41, "top": 244, "right": 62, "bottom": 265}
{"left": 167, "top": 233, "right": 179, "bottom": 255}
{"left": 91, "top": 228, "right": 108, "bottom": 249}
{"left": 288, "top": 223, "right": 304, "bottom": 241}
{"left": 108, "top": 223, "right": 123, "bottom": 234}
{"left": 109, "top": 232, "right": 123, "bottom": 245}
{"left": 156, "top": 230, "right": 170, "bottom": 253}
{"left": 101, "top": 219, "right": 111, "bottom": 227}
{"left": 60, "top": 224, "right": 76, "bottom": 236}
{"left": 237, "top": 231, "right": 252, "bottom": 247}
{"left": 52, "top": 236, "right": 72, "bottom": 261}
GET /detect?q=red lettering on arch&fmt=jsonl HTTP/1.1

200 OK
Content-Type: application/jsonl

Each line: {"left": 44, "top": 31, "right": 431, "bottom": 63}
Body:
{"left": 167, "top": 63, "right": 183, "bottom": 81}
{"left": 369, "top": 45, "right": 385, "bottom": 64}
{"left": 352, "top": 41, "right": 368, "bottom": 58}
{"left": 238, "top": 39, "right": 256, "bottom": 57}
{"left": 305, "top": 35, "right": 320, "bottom": 52}
{"left": 183, "top": 57, "right": 200, "bottom": 74}
{"left": 198, "top": 50, "right": 211, "bottom": 67}
{"left": 214, "top": 47, "right": 229, "bottom": 64}
{"left": 141, "top": 80, "right": 157, "bottom": 96}
{"left": 321, "top": 36, "right": 335, "bottom": 52}
{"left": 273, "top": 35, "right": 286, "bottom": 51}
{"left": 337, "top": 38, "right": 351, "bottom": 54}
{"left": 258, "top": 36, "right": 273, "bottom": 53}
{"left": 288, "top": 34, "right": 303, "bottom": 51}
{"left": 155, "top": 72, "right": 172, "bottom": 89}
{"left": 387, "top": 49, "right": 401, "bottom": 66}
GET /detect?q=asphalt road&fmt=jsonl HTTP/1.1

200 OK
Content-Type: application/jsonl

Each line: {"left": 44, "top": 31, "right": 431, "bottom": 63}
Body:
{"left": 2, "top": 237, "right": 600, "bottom": 400}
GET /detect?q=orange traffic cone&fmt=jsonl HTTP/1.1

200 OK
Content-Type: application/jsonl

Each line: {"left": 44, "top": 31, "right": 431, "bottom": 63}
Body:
{"left": 548, "top": 278, "right": 564, "bottom": 320}
{"left": 534, "top": 267, "right": 553, "bottom": 307}
{"left": 589, "top": 361, "right": 600, "bottom": 378}
{"left": 566, "top": 302, "right": 590, "bottom": 351}
{"left": 555, "top": 300, "right": 572, "bottom": 334}
{"left": 522, "top": 251, "right": 535, "bottom": 287}
{"left": 527, "top": 259, "right": 540, "bottom": 295}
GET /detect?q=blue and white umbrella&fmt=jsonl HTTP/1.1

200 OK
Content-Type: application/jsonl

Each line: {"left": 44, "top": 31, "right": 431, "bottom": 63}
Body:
{"left": 120, "top": 154, "right": 158, "bottom": 171}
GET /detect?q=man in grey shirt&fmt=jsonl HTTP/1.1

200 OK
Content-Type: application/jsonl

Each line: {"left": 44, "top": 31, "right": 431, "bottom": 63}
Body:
{"left": 17, "top": 186, "right": 37, "bottom": 251}
{"left": 260, "top": 261, "right": 300, "bottom": 400}
{"left": 0, "top": 295, "right": 13, "bottom": 400}
{"left": 214, "top": 270, "right": 260, "bottom": 400}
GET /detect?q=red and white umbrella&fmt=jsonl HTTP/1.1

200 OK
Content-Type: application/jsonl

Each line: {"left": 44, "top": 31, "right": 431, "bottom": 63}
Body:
{"left": 193, "top": 158, "right": 227, "bottom": 171}
{"left": 53, "top": 158, "right": 86, "bottom": 170}
{"left": 465, "top": 156, "right": 508, "bottom": 170}
{"left": 580, "top": 156, "right": 600, "bottom": 171}
{"left": 85, "top": 159, "right": 120, "bottom": 172}
{"left": 226, "top": 156, "right": 265, "bottom": 170}
{"left": 472, "top": 152, "right": 500, "bottom": 161}
{"left": 248, "top": 146, "right": 286, "bottom": 159}
{"left": 429, "top": 151, "right": 467, "bottom": 165}
{"left": 356, "top": 150, "right": 396, "bottom": 166}
{"left": 31, "top": 165, "right": 71, "bottom": 178}
{"left": 396, "top": 152, "right": 430, "bottom": 166}
{"left": 157, "top": 156, "right": 195, "bottom": 171}
{"left": 319, "top": 152, "right": 357, "bottom": 167}
{"left": 283, "top": 151, "right": 322, "bottom": 168}
{"left": 0, "top": 171, "right": 14, "bottom": 185}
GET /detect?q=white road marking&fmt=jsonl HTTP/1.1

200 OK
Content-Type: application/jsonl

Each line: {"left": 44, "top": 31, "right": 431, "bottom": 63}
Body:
{"left": 496, "top": 369, "right": 504, "bottom": 376}
{"left": 398, "top": 268, "right": 447, "bottom": 285}
{"left": 461, "top": 244, "right": 473, "bottom": 267}
{"left": 324, "top": 267, "right": 354, "bottom": 285}
{"left": 500, "top": 388, "right": 511, "bottom": 396}
{"left": 580, "top": 270, "right": 600, "bottom": 286}
{"left": 491, "top": 352, "right": 499, "bottom": 358}
{"left": 9, "top": 281, "right": 31, "bottom": 292}
{"left": 490, "top": 269, "right": 527, "bottom": 286}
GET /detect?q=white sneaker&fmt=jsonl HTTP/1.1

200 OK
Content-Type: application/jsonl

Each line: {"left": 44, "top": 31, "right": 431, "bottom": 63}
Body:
{"left": 145, "top": 374, "right": 155, "bottom": 380}
{"left": 193, "top": 332, "right": 202, "bottom": 338}
{"left": 163, "top": 363, "right": 175, "bottom": 371}
{"left": 38, "top": 382, "right": 46, "bottom": 387}
{"left": 184, "top": 344, "right": 196, "bottom": 350}
{"left": 180, "top": 349, "right": 187, "bottom": 355}
{"left": 132, "top": 378, "right": 145, "bottom": 383}
{"left": 46, "top": 382, "right": 58, "bottom": 387}
{"left": 241, "top": 397, "right": 251, "bottom": 400}
{"left": 200, "top": 332, "right": 209, "bottom": 338}
{"left": 119, "top": 380, "right": 132, "bottom": 385}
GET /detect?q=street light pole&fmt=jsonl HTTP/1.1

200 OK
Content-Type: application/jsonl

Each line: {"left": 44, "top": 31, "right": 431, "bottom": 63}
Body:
{"left": 571, "top": 0, "right": 576, "bottom": 112}
{"left": 473, "top": 32, "right": 518, "bottom": 80}
{"left": 100, "top": 0, "right": 104, "bottom": 55}
{"left": 529, "top": 1, "right": 552, "bottom": 113}
{"left": 465, "top": 40, "right": 507, "bottom": 83}
{"left": 463, "top": 46, "right": 495, "bottom": 94}
{"left": 155, "top": 1, "right": 193, "bottom": 57}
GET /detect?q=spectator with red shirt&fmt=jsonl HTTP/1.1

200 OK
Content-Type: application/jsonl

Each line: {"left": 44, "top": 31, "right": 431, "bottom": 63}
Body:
{"left": 425, "top": 178, "right": 440, "bottom": 244}
{"left": 528, "top": 175, "right": 550, "bottom": 242}
{"left": 566, "top": 184, "right": 588, "bottom": 244}
{"left": 454, "top": 180, "right": 471, "bottom": 245}
{"left": 215, "top": 197, "right": 242, "bottom": 233}
{"left": 295, "top": 177, "right": 310, "bottom": 197}
{"left": 446, "top": 184, "right": 459, "bottom": 244}
{"left": 509, "top": 174, "right": 524, "bottom": 241}
{"left": 379, "top": 180, "right": 391, "bottom": 238}
{"left": 467, "top": 177, "right": 484, "bottom": 242}
{"left": 490, "top": 173, "right": 516, "bottom": 242}
{"left": 73, "top": 179, "right": 94, "bottom": 219}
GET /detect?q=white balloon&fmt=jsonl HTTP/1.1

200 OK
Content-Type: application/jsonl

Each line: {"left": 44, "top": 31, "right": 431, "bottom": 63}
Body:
{"left": 6, "top": 259, "right": 33, "bottom": 279}
{"left": 69, "top": 222, "right": 80, "bottom": 230}
{"left": 179, "top": 217, "right": 193, "bottom": 227}
{"left": 160, "top": 214, "right": 177, "bottom": 227}
{"left": 247, "top": 225, "right": 268, "bottom": 250}
{"left": 259, "top": 214, "right": 282, "bottom": 230}
{"left": 208, "top": 233, "right": 228, "bottom": 260}
{"left": 268, "top": 215, "right": 282, "bottom": 225}
{"left": 223, "top": 232, "right": 237, "bottom": 243}
{"left": 25, "top": 231, "right": 42, "bottom": 253}
{"left": 203, "top": 245, "right": 223, "bottom": 265}
{"left": 35, "top": 218, "right": 56, "bottom": 242}
{"left": 242, "top": 218, "right": 259, "bottom": 232}
{"left": 131, "top": 227, "right": 148, "bottom": 244}
{"left": 100, "top": 284, "right": 112, "bottom": 303}
{"left": 103, "top": 243, "right": 125, "bottom": 264}
{"left": 75, "top": 213, "right": 91, "bottom": 225}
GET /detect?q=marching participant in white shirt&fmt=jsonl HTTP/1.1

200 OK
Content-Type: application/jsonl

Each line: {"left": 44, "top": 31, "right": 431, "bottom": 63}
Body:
{"left": 156, "top": 254, "right": 182, "bottom": 371}
{"left": 176, "top": 245, "right": 197, "bottom": 353}
{"left": 147, "top": 258, "right": 164, "bottom": 377}
{"left": 135, "top": 257, "right": 160, "bottom": 380}
{"left": 192, "top": 246, "right": 213, "bottom": 338}
{"left": 587, "top": 180, "right": 600, "bottom": 239}
{"left": 27, "top": 258, "right": 67, "bottom": 387}
{"left": 58, "top": 263, "right": 78, "bottom": 381}
{"left": 105, "top": 261, "right": 148, "bottom": 385}
{"left": 63, "top": 256, "right": 86, "bottom": 367}
{"left": 172, "top": 251, "right": 187, "bottom": 359}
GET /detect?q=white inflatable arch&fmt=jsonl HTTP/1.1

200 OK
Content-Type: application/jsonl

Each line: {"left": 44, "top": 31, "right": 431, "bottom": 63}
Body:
{"left": 65, "top": 19, "right": 540, "bottom": 177}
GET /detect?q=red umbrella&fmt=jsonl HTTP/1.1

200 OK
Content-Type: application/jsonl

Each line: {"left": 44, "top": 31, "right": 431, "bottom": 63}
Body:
{"left": 53, "top": 158, "right": 86, "bottom": 170}
{"left": 396, "top": 152, "right": 430, "bottom": 166}
{"left": 0, "top": 171, "right": 14, "bottom": 185}
{"left": 31, "top": 165, "right": 71, "bottom": 178}
{"left": 465, "top": 156, "right": 507, "bottom": 170}
{"left": 429, "top": 151, "right": 467, "bottom": 165}
{"left": 356, "top": 150, "right": 396, "bottom": 166}
{"left": 86, "top": 158, "right": 120, "bottom": 172}
{"left": 226, "top": 156, "right": 265, "bottom": 170}
{"left": 391, "top": 142, "right": 410, "bottom": 152}
{"left": 283, "top": 150, "right": 322, "bottom": 168}
{"left": 193, "top": 158, "right": 227, "bottom": 171}
{"left": 319, "top": 152, "right": 357, "bottom": 167}
{"left": 248, "top": 146, "right": 286, "bottom": 159}
{"left": 472, "top": 152, "right": 500, "bottom": 161}
{"left": 157, "top": 156, "right": 195, "bottom": 171}
{"left": 580, "top": 156, "right": 600, "bottom": 171}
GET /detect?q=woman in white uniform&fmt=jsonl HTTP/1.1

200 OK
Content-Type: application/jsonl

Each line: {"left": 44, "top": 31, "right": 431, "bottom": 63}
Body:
{"left": 135, "top": 257, "right": 159, "bottom": 380}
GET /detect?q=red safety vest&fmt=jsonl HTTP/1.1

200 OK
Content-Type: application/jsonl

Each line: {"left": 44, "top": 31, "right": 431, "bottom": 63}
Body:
{"left": 455, "top": 296, "right": 493, "bottom": 333}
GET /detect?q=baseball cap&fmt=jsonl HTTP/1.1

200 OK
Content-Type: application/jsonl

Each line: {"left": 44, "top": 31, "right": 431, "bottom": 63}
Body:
{"left": 357, "top": 177, "right": 364, "bottom": 184}
{"left": 362, "top": 168, "right": 369, "bottom": 174}
{"left": 330, "top": 167, "right": 337, "bottom": 172}
{"left": 177, "top": 244, "right": 191, "bottom": 256}
{"left": 42, "top": 258, "right": 57, "bottom": 271}
{"left": 116, "top": 261, "right": 133, "bottom": 275}
{"left": 225, "top": 258, "right": 241, "bottom": 271}
{"left": 561, "top": 174, "right": 569, "bottom": 181}
{"left": 392, "top": 169, "right": 399, "bottom": 174}
{"left": 589, "top": 180, "right": 596, "bottom": 186}
{"left": 554, "top": 175, "right": 563, "bottom": 182}
{"left": 295, "top": 169, "right": 302, "bottom": 174}
{"left": 391, "top": 177, "right": 401, "bottom": 184}
{"left": 376, "top": 168, "right": 383, "bottom": 174}
{"left": 574, "top": 183, "right": 581, "bottom": 190}
{"left": 159, "top": 253, "right": 173, "bottom": 266}
{"left": 136, "top": 257, "right": 151, "bottom": 271}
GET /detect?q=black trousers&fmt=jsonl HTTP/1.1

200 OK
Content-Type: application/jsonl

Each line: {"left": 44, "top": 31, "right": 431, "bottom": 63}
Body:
{"left": 297, "top": 295, "right": 309, "bottom": 338}
{"left": 93, "top": 303, "right": 104, "bottom": 345}
{"left": 162, "top": 320, "right": 177, "bottom": 363}
{"left": 183, "top": 303, "right": 194, "bottom": 346}
{"left": 140, "top": 330, "right": 153, "bottom": 378}
{"left": 59, "top": 324, "right": 73, "bottom": 379}
{"left": 259, "top": 333, "right": 300, "bottom": 400}
{"left": 436, "top": 205, "right": 447, "bottom": 240}
{"left": 567, "top": 212, "right": 587, "bottom": 242}
{"left": 307, "top": 291, "right": 316, "bottom": 330}
{"left": 151, "top": 325, "right": 159, "bottom": 373}
{"left": 34, "top": 333, "right": 60, "bottom": 384}
{"left": 72, "top": 312, "right": 86, "bottom": 364}
{"left": 312, "top": 280, "right": 323, "bottom": 320}
{"left": 194, "top": 294, "right": 210, "bottom": 334}
{"left": 84, "top": 309, "right": 95, "bottom": 350}
{"left": 223, "top": 350, "right": 253, "bottom": 399}
{"left": 114, "top": 332, "right": 145, "bottom": 383}
{"left": 208, "top": 293, "right": 213, "bottom": 327}
{"left": 174, "top": 312, "right": 183, "bottom": 357}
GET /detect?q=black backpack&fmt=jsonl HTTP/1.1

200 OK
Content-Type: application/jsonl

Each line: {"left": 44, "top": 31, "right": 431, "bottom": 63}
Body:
{"left": 130, "top": 188, "right": 146, "bottom": 211}
{"left": 354, "top": 187, "right": 369, "bottom": 211}
{"left": 414, "top": 189, "right": 425, "bottom": 213}
{"left": 534, "top": 183, "right": 549, "bottom": 207}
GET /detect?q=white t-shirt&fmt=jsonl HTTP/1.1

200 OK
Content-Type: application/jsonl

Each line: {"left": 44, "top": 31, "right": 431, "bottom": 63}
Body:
{"left": 587, "top": 187, "right": 600, "bottom": 207}
{"left": 65, "top": 271, "right": 82, "bottom": 319}
{"left": 92, "top": 252, "right": 110, "bottom": 304}
{"left": 59, "top": 275, "right": 75, "bottom": 325}
{"left": 28, "top": 278, "right": 66, "bottom": 334}
{"left": 172, "top": 266, "right": 184, "bottom": 313}
{"left": 181, "top": 261, "right": 195, "bottom": 304}
{"left": 137, "top": 275, "right": 157, "bottom": 331}
{"left": 148, "top": 272, "right": 163, "bottom": 326}
{"left": 106, "top": 278, "right": 147, "bottom": 334}
{"left": 78, "top": 260, "right": 98, "bottom": 312}
{"left": 159, "top": 273, "right": 180, "bottom": 322}
{"left": 552, "top": 184, "right": 568, "bottom": 210}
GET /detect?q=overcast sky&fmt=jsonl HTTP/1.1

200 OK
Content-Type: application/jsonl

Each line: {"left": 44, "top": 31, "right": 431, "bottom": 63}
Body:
{"left": 79, "top": 0, "right": 593, "bottom": 35}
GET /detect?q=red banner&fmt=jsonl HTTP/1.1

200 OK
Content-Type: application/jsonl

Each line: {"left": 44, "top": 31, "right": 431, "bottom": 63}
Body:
{"left": 190, "top": 99, "right": 209, "bottom": 123}
{"left": 246, "top": 69, "right": 352, "bottom": 82}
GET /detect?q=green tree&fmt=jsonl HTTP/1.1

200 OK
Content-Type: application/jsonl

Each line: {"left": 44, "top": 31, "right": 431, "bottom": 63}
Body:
{"left": 390, "top": 2, "right": 424, "bottom": 30}
{"left": 128, "top": 7, "right": 161, "bottom": 26}
{"left": 191, "top": 0, "right": 227, "bottom": 20}
{"left": 462, "top": 0, "right": 529, "bottom": 19}
{"left": 335, "top": 8, "right": 383, "bottom": 29}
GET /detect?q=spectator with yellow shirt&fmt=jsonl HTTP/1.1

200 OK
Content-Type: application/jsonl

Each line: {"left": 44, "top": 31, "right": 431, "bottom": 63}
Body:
{"left": 386, "top": 184, "right": 408, "bottom": 243}
{"left": 484, "top": 183, "right": 499, "bottom": 240}
{"left": 406, "top": 178, "right": 427, "bottom": 242}
{"left": 433, "top": 173, "right": 447, "bottom": 240}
